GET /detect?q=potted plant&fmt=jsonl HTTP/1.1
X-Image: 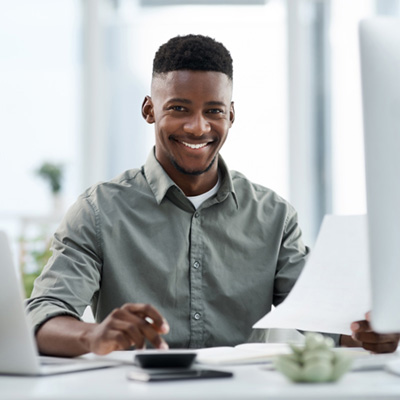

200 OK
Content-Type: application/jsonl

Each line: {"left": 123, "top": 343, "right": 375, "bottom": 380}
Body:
{"left": 36, "top": 162, "right": 64, "bottom": 215}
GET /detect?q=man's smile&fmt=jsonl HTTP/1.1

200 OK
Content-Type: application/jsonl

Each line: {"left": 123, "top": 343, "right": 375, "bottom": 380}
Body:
{"left": 181, "top": 141, "right": 209, "bottom": 150}
{"left": 170, "top": 137, "right": 215, "bottom": 152}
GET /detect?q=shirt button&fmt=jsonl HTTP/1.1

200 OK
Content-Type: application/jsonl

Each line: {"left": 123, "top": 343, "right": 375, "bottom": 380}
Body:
{"left": 193, "top": 261, "right": 200, "bottom": 269}
{"left": 193, "top": 312, "right": 201, "bottom": 320}
{"left": 194, "top": 212, "right": 200, "bottom": 218}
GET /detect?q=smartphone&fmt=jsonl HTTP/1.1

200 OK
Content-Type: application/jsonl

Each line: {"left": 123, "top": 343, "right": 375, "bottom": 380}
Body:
{"left": 127, "top": 369, "right": 233, "bottom": 382}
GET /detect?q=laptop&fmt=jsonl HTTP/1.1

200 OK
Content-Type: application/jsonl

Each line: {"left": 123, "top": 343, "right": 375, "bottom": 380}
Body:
{"left": 0, "top": 230, "right": 119, "bottom": 375}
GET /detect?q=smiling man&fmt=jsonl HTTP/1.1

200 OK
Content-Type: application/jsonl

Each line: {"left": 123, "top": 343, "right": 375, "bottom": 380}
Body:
{"left": 143, "top": 69, "right": 233, "bottom": 195}
{"left": 26, "top": 34, "right": 399, "bottom": 356}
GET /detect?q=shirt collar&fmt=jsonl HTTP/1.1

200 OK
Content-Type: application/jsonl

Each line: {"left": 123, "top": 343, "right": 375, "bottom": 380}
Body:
{"left": 144, "top": 148, "right": 177, "bottom": 205}
{"left": 144, "top": 148, "right": 238, "bottom": 209}
{"left": 215, "top": 155, "right": 239, "bottom": 209}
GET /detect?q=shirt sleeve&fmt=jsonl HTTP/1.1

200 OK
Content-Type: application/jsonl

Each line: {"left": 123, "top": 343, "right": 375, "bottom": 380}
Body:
{"left": 273, "top": 205, "right": 309, "bottom": 307}
{"left": 25, "top": 193, "right": 102, "bottom": 333}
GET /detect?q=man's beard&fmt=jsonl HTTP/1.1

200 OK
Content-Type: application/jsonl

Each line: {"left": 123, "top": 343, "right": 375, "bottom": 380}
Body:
{"left": 171, "top": 155, "right": 217, "bottom": 176}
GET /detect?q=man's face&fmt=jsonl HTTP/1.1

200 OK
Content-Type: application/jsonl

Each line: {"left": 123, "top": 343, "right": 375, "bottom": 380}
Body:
{"left": 142, "top": 70, "right": 234, "bottom": 181}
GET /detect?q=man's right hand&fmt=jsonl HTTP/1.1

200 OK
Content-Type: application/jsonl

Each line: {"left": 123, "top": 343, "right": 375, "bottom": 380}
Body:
{"left": 36, "top": 303, "right": 169, "bottom": 357}
{"left": 82, "top": 303, "right": 170, "bottom": 354}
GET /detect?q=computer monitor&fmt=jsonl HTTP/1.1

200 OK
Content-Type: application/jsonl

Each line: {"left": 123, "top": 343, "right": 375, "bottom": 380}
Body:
{"left": 359, "top": 18, "right": 400, "bottom": 333}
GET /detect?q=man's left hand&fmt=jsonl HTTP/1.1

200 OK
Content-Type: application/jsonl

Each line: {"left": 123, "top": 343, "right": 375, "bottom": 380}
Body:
{"left": 342, "top": 312, "right": 400, "bottom": 353}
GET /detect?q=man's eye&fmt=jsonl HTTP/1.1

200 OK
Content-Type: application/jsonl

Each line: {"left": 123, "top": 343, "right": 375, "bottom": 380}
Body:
{"left": 208, "top": 109, "right": 223, "bottom": 114}
{"left": 170, "top": 106, "right": 185, "bottom": 112}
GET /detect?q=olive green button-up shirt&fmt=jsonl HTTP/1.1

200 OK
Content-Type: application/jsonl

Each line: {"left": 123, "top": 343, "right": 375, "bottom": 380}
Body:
{"left": 26, "top": 149, "right": 309, "bottom": 348}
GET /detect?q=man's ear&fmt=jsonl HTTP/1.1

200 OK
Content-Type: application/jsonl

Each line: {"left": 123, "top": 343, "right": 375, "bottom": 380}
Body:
{"left": 142, "top": 96, "right": 155, "bottom": 124}
{"left": 230, "top": 101, "right": 235, "bottom": 126}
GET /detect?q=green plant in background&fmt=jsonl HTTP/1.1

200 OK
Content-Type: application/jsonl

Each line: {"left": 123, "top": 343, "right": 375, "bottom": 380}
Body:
{"left": 18, "top": 162, "right": 64, "bottom": 298}
{"left": 19, "top": 234, "right": 52, "bottom": 298}
{"left": 36, "top": 162, "right": 64, "bottom": 194}
{"left": 274, "top": 332, "right": 352, "bottom": 383}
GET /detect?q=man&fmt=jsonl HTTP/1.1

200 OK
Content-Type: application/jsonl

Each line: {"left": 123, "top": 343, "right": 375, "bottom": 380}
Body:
{"left": 26, "top": 34, "right": 399, "bottom": 356}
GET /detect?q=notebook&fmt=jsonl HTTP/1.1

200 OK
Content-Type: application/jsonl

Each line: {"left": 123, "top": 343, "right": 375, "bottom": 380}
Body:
{"left": 0, "top": 230, "right": 118, "bottom": 376}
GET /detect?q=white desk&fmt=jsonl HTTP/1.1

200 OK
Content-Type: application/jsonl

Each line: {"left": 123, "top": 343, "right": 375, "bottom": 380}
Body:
{"left": 1, "top": 363, "right": 400, "bottom": 400}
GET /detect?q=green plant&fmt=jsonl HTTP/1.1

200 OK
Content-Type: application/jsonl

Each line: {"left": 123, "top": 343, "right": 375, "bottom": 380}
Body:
{"left": 19, "top": 234, "right": 52, "bottom": 298}
{"left": 36, "top": 162, "right": 64, "bottom": 194}
{"left": 274, "top": 332, "right": 352, "bottom": 383}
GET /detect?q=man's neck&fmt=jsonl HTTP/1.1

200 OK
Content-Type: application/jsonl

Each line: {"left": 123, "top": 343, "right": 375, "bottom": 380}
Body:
{"left": 173, "top": 171, "right": 219, "bottom": 197}
{"left": 154, "top": 150, "right": 220, "bottom": 196}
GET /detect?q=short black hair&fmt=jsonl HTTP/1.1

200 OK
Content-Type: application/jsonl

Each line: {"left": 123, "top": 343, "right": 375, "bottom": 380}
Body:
{"left": 153, "top": 34, "right": 233, "bottom": 80}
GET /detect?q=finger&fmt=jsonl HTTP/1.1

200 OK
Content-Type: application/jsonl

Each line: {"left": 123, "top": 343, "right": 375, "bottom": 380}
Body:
{"left": 351, "top": 319, "right": 371, "bottom": 333}
{"left": 352, "top": 331, "right": 395, "bottom": 344}
{"left": 362, "top": 341, "right": 399, "bottom": 354}
{"left": 135, "top": 318, "right": 169, "bottom": 350}
{"left": 109, "top": 313, "right": 149, "bottom": 349}
{"left": 107, "top": 329, "right": 133, "bottom": 350}
{"left": 108, "top": 309, "right": 167, "bottom": 350}
{"left": 122, "top": 303, "right": 170, "bottom": 334}
{"left": 128, "top": 304, "right": 169, "bottom": 333}
{"left": 365, "top": 311, "right": 371, "bottom": 321}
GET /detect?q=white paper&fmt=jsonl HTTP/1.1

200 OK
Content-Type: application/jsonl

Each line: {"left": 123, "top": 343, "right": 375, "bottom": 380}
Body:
{"left": 253, "top": 215, "right": 371, "bottom": 335}
{"left": 195, "top": 343, "right": 293, "bottom": 365}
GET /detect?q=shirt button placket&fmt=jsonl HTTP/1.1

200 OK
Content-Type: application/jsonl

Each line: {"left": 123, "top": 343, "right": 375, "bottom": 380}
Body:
{"left": 189, "top": 210, "right": 204, "bottom": 348}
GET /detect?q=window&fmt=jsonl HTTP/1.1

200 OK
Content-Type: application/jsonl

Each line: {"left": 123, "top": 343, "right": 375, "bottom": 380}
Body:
{"left": 0, "top": 0, "right": 80, "bottom": 271}
{"left": 0, "top": 0, "right": 81, "bottom": 220}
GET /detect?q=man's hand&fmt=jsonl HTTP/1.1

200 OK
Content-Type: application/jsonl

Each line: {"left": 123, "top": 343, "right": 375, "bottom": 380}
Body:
{"left": 341, "top": 312, "right": 400, "bottom": 353}
{"left": 36, "top": 303, "right": 170, "bottom": 357}
{"left": 81, "top": 303, "right": 170, "bottom": 355}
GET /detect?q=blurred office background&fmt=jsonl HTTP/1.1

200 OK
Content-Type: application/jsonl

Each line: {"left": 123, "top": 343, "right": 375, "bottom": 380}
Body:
{"left": 1, "top": 0, "right": 399, "bottom": 282}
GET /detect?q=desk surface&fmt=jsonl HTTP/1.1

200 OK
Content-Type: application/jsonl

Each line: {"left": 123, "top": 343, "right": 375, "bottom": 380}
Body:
{"left": 1, "top": 363, "right": 400, "bottom": 400}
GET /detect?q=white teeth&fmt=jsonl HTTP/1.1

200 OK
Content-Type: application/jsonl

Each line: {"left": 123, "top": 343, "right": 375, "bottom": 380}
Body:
{"left": 181, "top": 141, "right": 208, "bottom": 149}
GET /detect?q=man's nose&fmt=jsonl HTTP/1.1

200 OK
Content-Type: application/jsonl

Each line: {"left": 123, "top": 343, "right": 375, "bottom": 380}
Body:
{"left": 183, "top": 112, "right": 211, "bottom": 135}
